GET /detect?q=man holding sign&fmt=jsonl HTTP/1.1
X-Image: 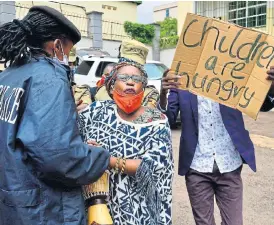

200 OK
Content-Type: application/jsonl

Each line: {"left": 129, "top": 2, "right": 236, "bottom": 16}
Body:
{"left": 159, "top": 13, "right": 274, "bottom": 225}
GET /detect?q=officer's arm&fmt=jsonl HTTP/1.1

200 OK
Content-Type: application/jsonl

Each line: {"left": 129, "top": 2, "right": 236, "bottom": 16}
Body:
{"left": 17, "top": 78, "right": 110, "bottom": 187}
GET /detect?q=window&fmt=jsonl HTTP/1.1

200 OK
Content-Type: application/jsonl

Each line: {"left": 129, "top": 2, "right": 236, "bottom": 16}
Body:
{"left": 258, "top": 5, "right": 266, "bottom": 14}
{"left": 228, "top": 1, "right": 267, "bottom": 27}
{"left": 248, "top": 7, "right": 256, "bottom": 16}
{"left": 229, "top": 11, "right": 236, "bottom": 20}
{"left": 102, "top": 4, "right": 116, "bottom": 10}
{"left": 166, "top": 8, "right": 170, "bottom": 18}
{"left": 248, "top": 1, "right": 257, "bottom": 7}
{"left": 247, "top": 16, "right": 256, "bottom": 27}
{"left": 76, "top": 61, "right": 94, "bottom": 76}
{"left": 229, "top": 2, "right": 237, "bottom": 10}
{"left": 237, "top": 18, "right": 246, "bottom": 27}
{"left": 95, "top": 61, "right": 115, "bottom": 77}
{"left": 237, "top": 9, "right": 246, "bottom": 18}
{"left": 144, "top": 63, "right": 168, "bottom": 80}
{"left": 258, "top": 15, "right": 266, "bottom": 26}
{"left": 237, "top": 1, "right": 246, "bottom": 8}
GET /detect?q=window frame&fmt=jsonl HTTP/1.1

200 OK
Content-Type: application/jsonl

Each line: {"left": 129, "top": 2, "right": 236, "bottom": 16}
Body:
{"left": 228, "top": 1, "right": 267, "bottom": 28}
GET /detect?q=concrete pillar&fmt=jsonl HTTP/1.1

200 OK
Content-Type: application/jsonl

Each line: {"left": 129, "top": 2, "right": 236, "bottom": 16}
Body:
{"left": 151, "top": 23, "right": 160, "bottom": 61}
{"left": 267, "top": 1, "right": 274, "bottom": 35}
{"left": 0, "top": 1, "right": 15, "bottom": 25}
{"left": 87, "top": 11, "right": 103, "bottom": 49}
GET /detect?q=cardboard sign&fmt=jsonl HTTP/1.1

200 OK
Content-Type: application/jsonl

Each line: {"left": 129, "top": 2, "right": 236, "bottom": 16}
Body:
{"left": 171, "top": 13, "right": 273, "bottom": 119}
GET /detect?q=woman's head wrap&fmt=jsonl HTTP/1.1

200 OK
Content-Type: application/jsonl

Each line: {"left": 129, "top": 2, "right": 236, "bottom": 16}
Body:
{"left": 105, "top": 40, "right": 149, "bottom": 96}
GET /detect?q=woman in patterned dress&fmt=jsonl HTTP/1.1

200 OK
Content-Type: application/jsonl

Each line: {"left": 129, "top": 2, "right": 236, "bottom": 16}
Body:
{"left": 78, "top": 40, "right": 174, "bottom": 225}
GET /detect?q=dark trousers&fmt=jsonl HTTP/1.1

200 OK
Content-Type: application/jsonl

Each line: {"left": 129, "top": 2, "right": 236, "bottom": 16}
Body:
{"left": 185, "top": 164, "right": 243, "bottom": 225}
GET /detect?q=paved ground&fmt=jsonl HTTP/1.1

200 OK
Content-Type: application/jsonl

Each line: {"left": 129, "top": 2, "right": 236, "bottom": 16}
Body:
{"left": 172, "top": 111, "right": 274, "bottom": 225}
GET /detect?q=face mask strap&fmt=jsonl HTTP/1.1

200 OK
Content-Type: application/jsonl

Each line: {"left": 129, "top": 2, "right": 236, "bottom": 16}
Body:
{"left": 53, "top": 40, "right": 63, "bottom": 58}
{"left": 59, "top": 40, "right": 65, "bottom": 57}
{"left": 52, "top": 40, "right": 69, "bottom": 66}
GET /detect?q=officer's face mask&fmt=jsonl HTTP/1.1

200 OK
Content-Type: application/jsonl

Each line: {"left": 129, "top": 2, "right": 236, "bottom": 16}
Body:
{"left": 53, "top": 40, "right": 69, "bottom": 66}
{"left": 52, "top": 40, "right": 75, "bottom": 86}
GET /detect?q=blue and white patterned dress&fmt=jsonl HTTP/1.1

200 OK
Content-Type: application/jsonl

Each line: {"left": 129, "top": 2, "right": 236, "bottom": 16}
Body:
{"left": 79, "top": 100, "right": 174, "bottom": 225}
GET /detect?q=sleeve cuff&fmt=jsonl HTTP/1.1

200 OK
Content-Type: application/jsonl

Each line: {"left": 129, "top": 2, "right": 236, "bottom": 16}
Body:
{"left": 268, "top": 95, "right": 274, "bottom": 103}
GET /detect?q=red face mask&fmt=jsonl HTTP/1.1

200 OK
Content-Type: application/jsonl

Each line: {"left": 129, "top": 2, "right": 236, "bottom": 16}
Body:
{"left": 112, "top": 89, "right": 144, "bottom": 114}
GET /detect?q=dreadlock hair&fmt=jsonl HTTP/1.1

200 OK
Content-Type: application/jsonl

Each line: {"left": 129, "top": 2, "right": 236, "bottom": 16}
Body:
{"left": 0, "top": 10, "right": 71, "bottom": 67}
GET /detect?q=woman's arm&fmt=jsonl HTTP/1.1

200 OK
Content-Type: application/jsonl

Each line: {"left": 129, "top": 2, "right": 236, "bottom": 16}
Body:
{"left": 109, "top": 157, "right": 141, "bottom": 176}
{"left": 87, "top": 140, "right": 141, "bottom": 175}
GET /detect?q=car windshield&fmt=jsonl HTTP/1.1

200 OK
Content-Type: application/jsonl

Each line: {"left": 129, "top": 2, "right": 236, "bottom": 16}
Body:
{"left": 144, "top": 63, "right": 168, "bottom": 80}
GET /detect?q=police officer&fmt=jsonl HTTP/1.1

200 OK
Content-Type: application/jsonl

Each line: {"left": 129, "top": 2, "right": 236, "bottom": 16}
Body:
{"left": 0, "top": 6, "right": 114, "bottom": 225}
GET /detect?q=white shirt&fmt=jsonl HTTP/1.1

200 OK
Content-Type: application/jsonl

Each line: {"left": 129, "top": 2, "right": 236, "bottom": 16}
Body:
{"left": 190, "top": 96, "right": 243, "bottom": 173}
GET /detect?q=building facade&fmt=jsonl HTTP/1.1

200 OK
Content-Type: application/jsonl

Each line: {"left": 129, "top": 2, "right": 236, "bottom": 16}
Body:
{"left": 195, "top": 1, "right": 268, "bottom": 31}
{"left": 154, "top": 1, "right": 273, "bottom": 36}
{"left": 15, "top": 1, "right": 140, "bottom": 40}
{"left": 194, "top": 1, "right": 272, "bottom": 35}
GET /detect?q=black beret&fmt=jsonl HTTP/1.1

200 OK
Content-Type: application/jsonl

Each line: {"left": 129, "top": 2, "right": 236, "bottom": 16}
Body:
{"left": 29, "top": 6, "right": 81, "bottom": 44}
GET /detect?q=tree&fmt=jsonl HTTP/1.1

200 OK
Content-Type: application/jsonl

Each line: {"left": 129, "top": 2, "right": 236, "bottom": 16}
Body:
{"left": 159, "top": 17, "right": 177, "bottom": 37}
{"left": 158, "top": 17, "right": 179, "bottom": 49}
{"left": 124, "top": 21, "right": 155, "bottom": 44}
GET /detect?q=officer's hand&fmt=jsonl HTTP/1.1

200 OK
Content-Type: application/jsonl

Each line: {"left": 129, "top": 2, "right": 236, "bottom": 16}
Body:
{"left": 87, "top": 140, "right": 100, "bottom": 147}
{"left": 76, "top": 102, "right": 89, "bottom": 113}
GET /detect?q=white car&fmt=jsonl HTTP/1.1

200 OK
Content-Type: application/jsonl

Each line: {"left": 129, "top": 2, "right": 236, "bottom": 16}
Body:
{"left": 74, "top": 55, "right": 168, "bottom": 93}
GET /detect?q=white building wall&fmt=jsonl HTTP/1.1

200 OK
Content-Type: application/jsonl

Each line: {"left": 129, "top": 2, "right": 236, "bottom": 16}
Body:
{"left": 153, "top": 2, "right": 178, "bottom": 22}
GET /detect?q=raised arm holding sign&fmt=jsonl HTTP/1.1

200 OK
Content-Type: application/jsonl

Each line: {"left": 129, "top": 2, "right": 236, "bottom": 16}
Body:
{"left": 169, "top": 13, "right": 274, "bottom": 119}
